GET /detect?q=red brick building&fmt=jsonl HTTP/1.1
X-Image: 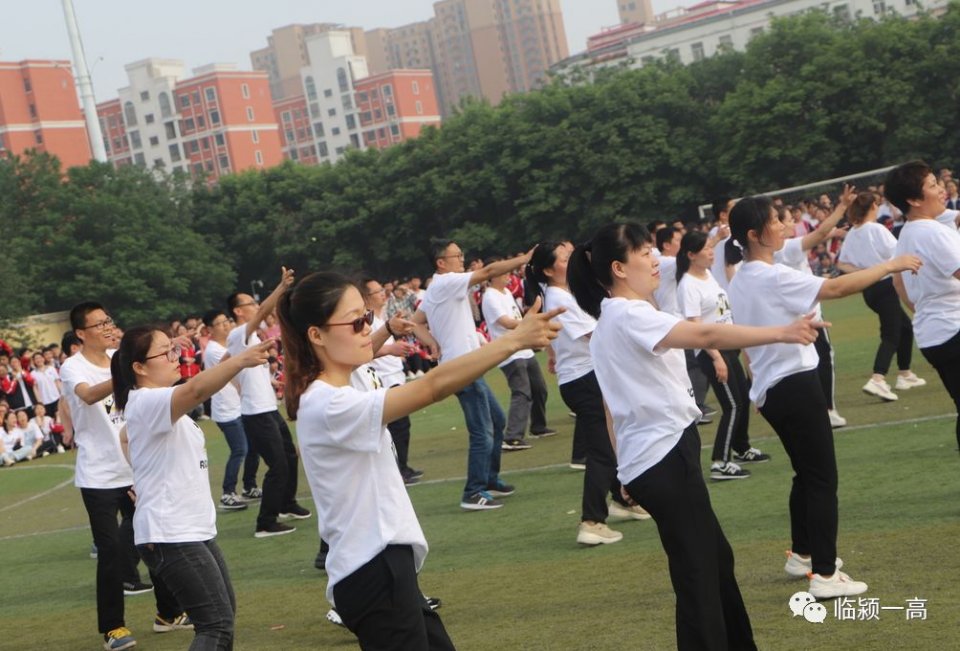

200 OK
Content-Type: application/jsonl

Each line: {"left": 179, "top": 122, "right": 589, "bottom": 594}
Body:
{"left": 355, "top": 70, "right": 441, "bottom": 150}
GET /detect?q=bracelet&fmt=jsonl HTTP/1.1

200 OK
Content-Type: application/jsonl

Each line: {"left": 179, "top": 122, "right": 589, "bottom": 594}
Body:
{"left": 385, "top": 320, "right": 398, "bottom": 339}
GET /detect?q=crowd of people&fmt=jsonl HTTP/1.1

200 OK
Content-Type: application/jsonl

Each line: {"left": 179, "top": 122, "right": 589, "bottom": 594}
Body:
{"left": 3, "top": 160, "right": 958, "bottom": 651}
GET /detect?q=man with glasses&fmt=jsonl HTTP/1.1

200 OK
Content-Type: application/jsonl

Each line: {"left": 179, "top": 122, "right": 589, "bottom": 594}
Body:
{"left": 414, "top": 240, "right": 536, "bottom": 510}
{"left": 61, "top": 302, "right": 185, "bottom": 650}
{"left": 227, "top": 268, "right": 311, "bottom": 537}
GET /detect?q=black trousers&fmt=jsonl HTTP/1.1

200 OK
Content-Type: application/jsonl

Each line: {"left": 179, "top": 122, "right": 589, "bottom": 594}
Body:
{"left": 387, "top": 414, "right": 412, "bottom": 471}
{"left": 333, "top": 545, "right": 456, "bottom": 651}
{"left": 242, "top": 410, "right": 301, "bottom": 530}
{"left": 685, "top": 349, "right": 711, "bottom": 411}
{"left": 920, "top": 329, "right": 960, "bottom": 451}
{"left": 759, "top": 370, "right": 838, "bottom": 576}
{"left": 80, "top": 487, "right": 180, "bottom": 633}
{"left": 624, "top": 425, "right": 756, "bottom": 651}
{"left": 696, "top": 350, "right": 751, "bottom": 463}
{"left": 863, "top": 278, "right": 913, "bottom": 375}
{"left": 241, "top": 425, "right": 260, "bottom": 492}
{"left": 813, "top": 327, "right": 835, "bottom": 410}
{"left": 559, "top": 372, "right": 620, "bottom": 523}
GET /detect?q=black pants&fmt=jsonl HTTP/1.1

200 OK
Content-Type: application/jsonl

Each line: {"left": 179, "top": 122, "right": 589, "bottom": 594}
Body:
{"left": 813, "top": 327, "right": 835, "bottom": 410}
{"left": 863, "top": 278, "right": 913, "bottom": 375}
{"left": 685, "top": 349, "right": 711, "bottom": 411}
{"left": 333, "top": 545, "right": 456, "bottom": 651}
{"left": 80, "top": 487, "right": 180, "bottom": 633}
{"left": 559, "top": 372, "right": 620, "bottom": 523}
{"left": 920, "top": 329, "right": 960, "bottom": 451}
{"left": 241, "top": 410, "right": 301, "bottom": 530}
{"left": 241, "top": 425, "right": 260, "bottom": 492}
{"left": 387, "top": 414, "right": 412, "bottom": 471}
{"left": 696, "top": 350, "right": 751, "bottom": 463}
{"left": 624, "top": 425, "right": 755, "bottom": 651}
{"left": 759, "top": 370, "right": 838, "bottom": 576}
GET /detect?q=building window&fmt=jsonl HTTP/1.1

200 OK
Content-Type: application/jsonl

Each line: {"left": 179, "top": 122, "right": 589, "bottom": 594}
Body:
{"left": 246, "top": 107, "right": 255, "bottom": 121}
{"left": 180, "top": 94, "right": 190, "bottom": 109}
{"left": 374, "top": 108, "right": 382, "bottom": 120}
{"left": 34, "top": 131, "right": 43, "bottom": 144}
{"left": 197, "top": 115, "right": 206, "bottom": 128}
{"left": 289, "top": 149, "right": 300, "bottom": 161}
{"left": 189, "top": 140, "right": 199, "bottom": 153}
{"left": 305, "top": 76, "right": 318, "bottom": 101}
{"left": 335, "top": 146, "right": 345, "bottom": 155}
{"left": 192, "top": 91, "right": 201, "bottom": 105}
{"left": 411, "top": 81, "right": 419, "bottom": 95}
{"left": 314, "top": 122, "right": 325, "bottom": 137}
{"left": 386, "top": 104, "right": 396, "bottom": 117}
{"left": 184, "top": 117, "right": 195, "bottom": 131}
{"left": 102, "top": 138, "right": 110, "bottom": 153}
{"left": 255, "top": 150, "right": 263, "bottom": 165}
{"left": 337, "top": 67, "right": 349, "bottom": 92}
{"left": 219, "top": 155, "right": 230, "bottom": 170}
{"left": 390, "top": 124, "right": 400, "bottom": 137}
{"left": 309, "top": 102, "right": 320, "bottom": 118}
{"left": 165, "top": 122, "right": 177, "bottom": 139}
{"left": 323, "top": 88, "right": 333, "bottom": 98}
{"left": 359, "top": 110, "right": 372, "bottom": 124}
{"left": 285, "top": 129, "right": 295, "bottom": 143}
{"left": 145, "top": 113, "right": 155, "bottom": 124}
{"left": 378, "top": 127, "right": 386, "bottom": 139}
{"left": 202, "top": 137, "right": 210, "bottom": 150}
{"left": 342, "top": 94, "right": 353, "bottom": 110}
{"left": 332, "top": 127, "right": 341, "bottom": 136}
{"left": 357, "top": 91, "right": 368, "bottom": 103}
{"left": 691, "top": 42, "right": 705, "bottom": 62}
{"left": 833, "top": 3, "right": 851, "bottom": 20}
{"left": 159, "top": 92, "right": 172, "bottom": 118}
{"left": 318, "top": 142, "right": 329, "bottom": 157}
{"left": 345, "top": 114, "right": 356, "bottom": 130}
{"left": 252, "top": 130, "right": 259, "bottom": 143}
{"left": 282, "top": 111, "right": 291, "bottom": 123}
{"left": 135, "top": 152, "right": 146, "bottom": 166}
{"left": 210, "top": 110, "right": 220, "bottom": 125}
{"left": 382, "top": 84, "right": 392, "bottom": 97}
{"left": 124, "top": 101, "right": 138, "bottom": 126}
{"left": 169, "top": 144, "right": 181, "bottom": 162}
{"left": 140, "top": 91, "right": 150, "bottom": 102}
{"left": 29, "top": 104, "right": 37, "bottom": 118}
{"left": 241, "top": 83, "right": 250, "bottom": 99}
{"left": 350, "top": 134, "right": 360, "bottom": 148}
{"left": 149, "top": 135, "right": 159, "bottom": 146}
{"left": 749, "top": 27, "right": 764, "bottom": 38}
{"left": 365, "top": 130, "right": 376, "bottom": 142}
{"left": 215, "top": 133, "right": 225, "bottom": 146}
{"left": 205, "top": 87, "right": 217, "bottom": 102}
{"left": 328, "top": 108, "right": 337, "bottom": 117}
{"left": 193, "top": 163, "right": 204, "bottom": 175}
{"left": 129, "top": 130, "right": 142, "bottom": 149}
{"left": 205, "top": 160, "right": 213, "bottom": 172}
{"left": 23, "top": 78, "right": 31, "bottom": 92}
{"left": 718, "top": 34, "right": 733, "bottom": 50}
{"left": 415, "top": 101, "right": 423, "bottom": 115}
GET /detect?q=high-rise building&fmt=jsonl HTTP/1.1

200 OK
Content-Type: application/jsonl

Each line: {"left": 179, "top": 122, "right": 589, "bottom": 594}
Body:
{"left": 617, "top": 0, "right": 655, "bottom": 24}
{"left": 355, "top": 70, "right": 442, "bottom": 150}
{"left": 0, "top": 60, "right": 91, "bottom": 169}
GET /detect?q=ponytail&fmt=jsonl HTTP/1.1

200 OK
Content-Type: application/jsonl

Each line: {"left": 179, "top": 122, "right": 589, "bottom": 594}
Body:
{"left": 523, "top": 240, "right": 562, "bottom": 308}
{"left": 675, "top": 231, "right": 708, "bottom": 284}
{"left": 725, "top": 238, "right": 744, "bottom": 265}
{"left": 728, "top": 196, "right": 774, "bottom": 261}
{"left": 568, "top": 223, "right": 650, "bottom": 319}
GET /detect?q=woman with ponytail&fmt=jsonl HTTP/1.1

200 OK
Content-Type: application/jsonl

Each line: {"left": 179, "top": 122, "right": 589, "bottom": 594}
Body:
{"left": 527, "top": 242, "right": 650, "bottom": 548}
{"left": 112, "top": 324, "right": 273, "bottom": 649}
{"left": 567, "top": 222, "right": 825, "bottom": 651}
{"left": 278, "top": 271, "right": 561, "bottom": 650}
{"left": 726, "top": 196, "right": 921, "bottom": 600}
{"left": 677, "top": 231, "right": 769, "bottom": 482}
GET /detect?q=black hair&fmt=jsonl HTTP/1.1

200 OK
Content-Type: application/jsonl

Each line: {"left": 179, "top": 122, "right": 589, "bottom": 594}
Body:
{"left": 655, "top": 226, "right": 679, "bottom": 253}
{"left": 226, "top": 292, "right": 243, "bottom": 316}
{"left": 523, "top": 241, "right": 563, "bottom": 307}
{"left": 110, "top": 325, "right": 162, "bottom": 412}
{"left": 201, "top": 309, "right": 226, "bottom": 328}
{"left": 568, "top": 223, "right": 650, "bottom": 319}
{"left": 711, "top": 197, "right": 732, "bottom": 223}
{"left": 60, "top": 331, "right": 81, "bottom": 354}
{"left": 277, "top": 271, "right": 357, "bottom": 420}
{"left": 428, "top": 238, "right": 456, "bottom": 268}
{"left": 647, "top": 219, "right": 666, "bottom": 233}
{"left": 676, "top": 231, "right": 709, "bottom": 284}
{"left": 726, "top": 196, "right": 774, "bottom": 265}
{"left": 70, "top": 301, "right": 105, "bottom": 332}
{"left": 884, "top": 160, "right": 933, "bottom": 216}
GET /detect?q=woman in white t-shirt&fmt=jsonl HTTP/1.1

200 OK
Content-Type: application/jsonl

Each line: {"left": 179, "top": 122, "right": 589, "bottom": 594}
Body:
{"left": 111, "top": 325, "right": 273, "bottom": 649}
{"left": 567, "top": 222, "right": 823, "bottom": 650}
{"left": 2, "top": 412, "right": 32, "bottom": 462}
{"left": 885, "top": 161, "right": 960, "bottom": 451}
{"left": 277, "top": 271, "right": 560, "bottom": 651}
{"left": 837, "top": 191, "right": 926, "bottom": 401}
{"left": 526, "top": 242, "right": 650, "bottom": 548}
{"left": 726, "top": 196, "right": 920, "bottom": 600}
{"left": 677, "top": 231, "right": 769, "bottom": 481}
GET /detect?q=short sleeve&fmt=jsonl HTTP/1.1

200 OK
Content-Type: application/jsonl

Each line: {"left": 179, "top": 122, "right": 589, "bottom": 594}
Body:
{"left": 677, "top": 277, "right": 702, "bottom": 319}
{"left": 557, "top": 303, "right": 595, "bottom": 341}
{"left": 625, "top": 302, "right": 682, "bottom": 355}
{"left": 429, "top": 272, "right": 472, "bottom": 303}
{"left": 128, "top": 387, "right": 175, "bottom": 438}
{"left": 775, "top": 264, "right": 825, "bottom": 315}
{"left": 871, "top": 224, "right": 897, "bottom": 261}
{"left": 59, "top": 360, "right": 81, "bottom": 394}
{"left": 779, "top": 238, "right": 807, "bottom": 267}
{"left": 204, "top": 343, "right": 225, "bottom": 368}
{"left": 481, "top": 290, "right": 511, "bottom": 325}
{"left": 317, "top": 386, "right": 388, "bottom": 453}
{"left": 923, "top": 228, "right": 960, "bottom": 277}
{"left": 225, "top": 327, "right": 244, "bottom": 356}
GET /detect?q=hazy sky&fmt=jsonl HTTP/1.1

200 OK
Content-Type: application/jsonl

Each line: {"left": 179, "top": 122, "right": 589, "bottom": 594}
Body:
{"left": 0, "top": 0, "right": 685, "bottom": 100}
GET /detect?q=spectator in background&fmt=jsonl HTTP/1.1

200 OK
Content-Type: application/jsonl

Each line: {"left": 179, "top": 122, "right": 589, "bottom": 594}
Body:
{"left": 31, "top": 351, "right": 62, "bottom": 418}
{"left": 946, "top": 181, "right": 960, "bottom": 211}
{"left": 2, "top": 411, "right": 33, "bottom": 461}
{"left": 32, "top": 402, "right": 65, "bottom": 455}
{"left": 2, "top": 356, "right": 38, "bottom": 416}
{"left": 263, "top": 314, "right": 282, "bottom": 342}
{"left": 16, "top": 410, "right": 44, "bottom": 458}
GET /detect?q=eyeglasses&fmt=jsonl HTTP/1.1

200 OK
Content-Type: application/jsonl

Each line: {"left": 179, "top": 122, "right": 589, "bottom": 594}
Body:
{"left": 144, "top": 345, "right": 182, "bottom": 363}
{"left": 365, "top": 287, "right": 386, "bottom": 296}
{"left": 81, "top": 317, "right": 115, "bottom": 331}
{"left": 210, "top": 318, "right": 230, "bottom": 327}
{"left": 441, "top": 252, "right": 464, "bottom": 260}
{"left": 326, "top": 310, "right": 374, "bottom": 333}
{"left": 234, "top": 301, "right": 258, "bottom": 308}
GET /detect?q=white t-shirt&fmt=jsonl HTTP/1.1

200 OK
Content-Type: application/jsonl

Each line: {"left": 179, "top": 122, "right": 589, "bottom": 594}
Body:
{"left": 60, "top": 351, "right": 132, "bottom": 488}
{"left": 544, "top": 286, "right": 595, "bottom": 385}
{"left": 678, "top": 271, "right": 733, "bottom": 325}
{"left": 202, "top": 340, "right": 242, "bottom": 423}
{"left": 482, "top": 287, "right": 534, "bottom": 367}
{"left": 2, "top": 428, "right": 23, "bottom": 451}
{"left": 775, "top": 237, "right": 823, "bottom": 320}
{"left": 727, "top": 260, "right": 825, "bottom": 407}
{"left": 226, "top": 325, "right": 277, "bottom": 415}
{"left": 126, "top": 387, "right": 216, "bottom": 544}
{"left": 20, "top": 421, "right": 42, "bottom": 447}
{"left": 711, "top": 237, "right": 741, "bottom": 291}
{"left": 35, "top": 415, "right": 55, "bottom": 439}
{"left": 590, "top": 297, "right": 701, "bottom": 485}
{"left": 653, "top": 256, "right": 681, "bottom": 317}
{"left": 838, "top": 222, "right": 897, "bottom": 271}
{"left": 369, "top": 314, "right": 405, "bottom": 388}
{"left": 935, "top": 209, "right": 960, "bottom": 230}
{"left": 32, "top": 366, "right": 60, "bottom": 404}
{"left": 419, "top": 272, "right": 480, "bottom": 362}
{"left": 297, "top": 380, "right": 427, "bottom": 605}
{"left": 896, "top": 219, "right": 960, "bottom": 348}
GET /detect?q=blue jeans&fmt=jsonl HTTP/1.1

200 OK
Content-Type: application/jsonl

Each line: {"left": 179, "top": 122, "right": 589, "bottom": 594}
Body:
{"left": 139, "top": 540, "right": 236, "bottom": 651}
{"left": 455, "top": 378, "right": 506, "bottom": 498}
{"left": 215, "top": 419, "right": 247, "bottom": 495}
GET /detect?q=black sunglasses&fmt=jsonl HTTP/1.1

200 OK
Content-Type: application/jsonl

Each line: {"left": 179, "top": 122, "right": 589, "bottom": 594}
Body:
{"left": 326, "top": 310, "right": 374, "bottom": 333}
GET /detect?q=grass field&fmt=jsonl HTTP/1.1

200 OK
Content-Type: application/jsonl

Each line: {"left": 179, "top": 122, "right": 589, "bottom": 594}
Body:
{"left": 1, "top": 295, "right": 957, "bottom": 650}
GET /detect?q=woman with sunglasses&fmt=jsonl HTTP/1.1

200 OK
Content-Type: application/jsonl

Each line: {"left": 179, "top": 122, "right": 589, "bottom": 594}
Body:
{"left": 111, "top": 325, "right": 274, "bottom": 650}
{"left": 277, "top": 271, "right": 560, "bottom": 650}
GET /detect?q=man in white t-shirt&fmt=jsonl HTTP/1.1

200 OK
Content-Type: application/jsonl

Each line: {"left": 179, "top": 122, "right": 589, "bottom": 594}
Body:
{"left": 60, "top": 302, "right": 182, "bottom": 650}
{"left": 227, "top": 268, "right": 311, "bottom": 538}
{"left": 413, "top": 240, "right": 535, "bottom": 510}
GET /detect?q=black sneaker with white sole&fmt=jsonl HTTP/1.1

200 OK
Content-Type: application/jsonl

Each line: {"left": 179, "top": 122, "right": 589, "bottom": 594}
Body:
{"left": 123, "top": 581, "right": 153, "bottom": 596}
{"left": 241, "top": 487, "right": 263, "bottom": 500}
{"left": 710, "top": 461, "right": 751, "bottom": 480}
{"left": 502, "top": 438, "right": 532, "bottom": 451}
{"left": 254, "top": 522, "right": 296, "bottom": 538}
{"left": 733, "top": 447, "right": 771, "bottom": 463}
{"left": 485, "top": 482, "right": 515, "bottom": 497}
{"left": 279, "top": 504, "right": 312, "bottom": 519}
{"left": 460, "top": 491, "right": 503, "bottom": 510}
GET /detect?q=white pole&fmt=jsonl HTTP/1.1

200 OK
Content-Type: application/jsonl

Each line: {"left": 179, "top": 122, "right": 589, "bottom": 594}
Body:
{"left": 62, "top": 0, "right": 107, "bottom": 162}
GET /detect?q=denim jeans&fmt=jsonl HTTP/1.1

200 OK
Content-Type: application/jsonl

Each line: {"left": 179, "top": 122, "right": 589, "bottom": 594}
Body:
{"left": 138, "top": 540, "right": 236, "bottom": 651}
{"left": 215, "top": 418, "right": 247, "bottom": 495}
{"left": 455, "top": 378, "right": 505, "bottom": 498}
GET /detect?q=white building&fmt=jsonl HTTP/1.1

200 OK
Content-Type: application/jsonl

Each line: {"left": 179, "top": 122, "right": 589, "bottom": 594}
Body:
{"left": 111, "top": 59, "right": 184, "bottom": 170}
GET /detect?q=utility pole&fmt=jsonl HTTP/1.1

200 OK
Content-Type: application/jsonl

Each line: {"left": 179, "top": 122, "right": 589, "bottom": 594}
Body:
{"left": 62, "top": 0, "right": 107, "bottom": 162}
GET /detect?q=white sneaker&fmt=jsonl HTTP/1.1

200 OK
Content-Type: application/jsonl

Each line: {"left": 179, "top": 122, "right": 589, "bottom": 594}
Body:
{"left": 56, "top": 444, "right": 66, "bottom": 453}
{"left": 325, "top": 608, "right": 345, "bottom": 627}
{"left": 576, "top": 521, "right": 623, "bottom": 545}
{"left": 828, "top": 409, "right": 847, "bottom": 428}
{"left": 808, "top": 571, "right": 868, "bottom": 599}
{"left": 784, "top": 550, "right": 844, "bottom": 577}
{"left": 895, "top": 372, "right": 927, "bottom": 390}
{"left": 608, "top": 501, "right": 652, "bottom": 521}
{"left": 414, "top": 370, "right": 425, "bottom": 378}
{"left": 862, "top": 378, "right": 898, "bottom": 402}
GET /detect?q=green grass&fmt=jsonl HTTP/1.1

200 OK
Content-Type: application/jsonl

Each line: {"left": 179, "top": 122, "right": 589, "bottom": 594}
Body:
{"left": 1, "top": 295, "right": 956, "bottom": 650}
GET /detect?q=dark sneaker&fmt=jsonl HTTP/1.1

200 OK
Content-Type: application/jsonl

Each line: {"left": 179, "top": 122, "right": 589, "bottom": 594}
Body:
{"left": 733, "top": 447, "right": 771, "bottom": 463}
{"left": 255, "top": 522, "right": 297, "bottom": 538}
{"left": 485, "top": 481, "right": 515, "bottom": 497}
{"left": 405, "top": 467, "right": 425, "bottom": 480}
{"left": 529, "top": 428, "right": 557, "bottom": 438}
{"left": 90, "top": 543, "right": 98, "bottom": 559}
{"left": 153, "top": 613, "right": 193, "bottom": 633}
{"left": 123, "top": 581, "right": 153, "bottom": 596}
{"left": 103, "top": 626, "right": 136, "bottom": 650}
{"left": 219, "top": 493, "right": 249, "bottom": 511}
{"left": 401, "top": 468, "right": 421, "bottom": 486}
{"left": 502, "top": 438, "right": 532, "bottom": 451}
{"left": 241, "top": 486, "right": 263, "bottom": 500}
{"left": 425, "top": 596, "right": 442, "bottom": 610}
{"left": 569, "top": 458, "right": 586, "bottom": 470}
{"left": 279, "top": 504, "right": 312, "bottom": 520}
{"left": 710, "top": 461, "right": 751, "bottom": 480}
{"left": 460, "top": 491, "right": 503, "bottom": 511}
{"left": 315, "top": 549, "right": 327, "bottom": 571}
